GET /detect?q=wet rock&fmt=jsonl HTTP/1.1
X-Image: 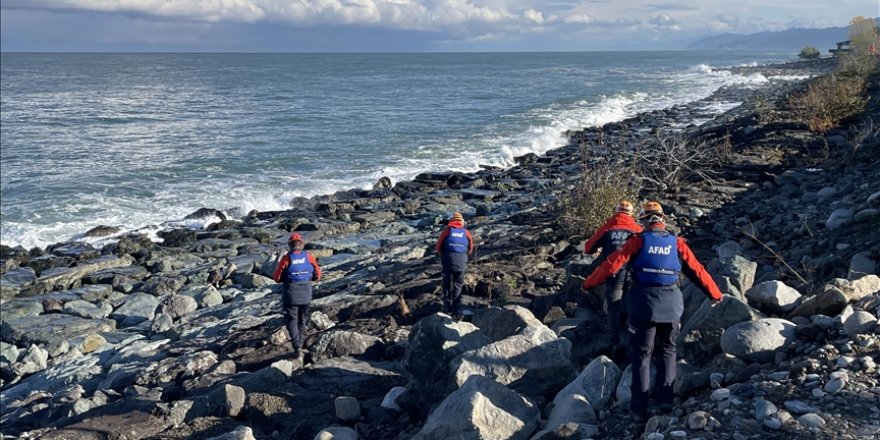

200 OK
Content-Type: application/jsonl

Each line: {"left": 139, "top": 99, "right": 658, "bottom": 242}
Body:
{"left": 83, "top": 225, "right": 122, "bottom": 238}
{"left": 721, "top": 318, "right": 796, "bottom": 363}
{"left": 411, "top": 375, "right": 540, "bottom": 440}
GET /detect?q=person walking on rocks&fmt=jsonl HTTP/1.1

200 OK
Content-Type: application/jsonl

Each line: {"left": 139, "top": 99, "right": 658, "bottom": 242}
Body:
{"left": 273, "top": 233, "right": 322, "bottom": 357}
{"left": 583, "top": 200, "right": 643, "bottom": 360}
{"left": 582, "top": 201, "right": 722, "bottom": 422}
{"left": 435, "top": 212, "right": 474, "bottom": 320}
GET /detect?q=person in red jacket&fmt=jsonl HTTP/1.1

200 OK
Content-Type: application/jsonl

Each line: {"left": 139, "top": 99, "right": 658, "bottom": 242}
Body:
{"left": 583, "top": 200, "right": 643, "bottom": 355}
{"left": 582, "top": 201, "right": 722, "bottom": 422}
{"left": 273, "top": 233, "right": 322, "bottom": 357}
{"left": 435, "top": 212, "right": 474, "bottom": 320}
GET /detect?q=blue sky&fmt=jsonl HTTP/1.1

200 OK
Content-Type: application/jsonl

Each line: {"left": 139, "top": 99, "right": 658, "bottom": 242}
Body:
{"left": 0, "top": 0, "right": 875, "bottom": 51}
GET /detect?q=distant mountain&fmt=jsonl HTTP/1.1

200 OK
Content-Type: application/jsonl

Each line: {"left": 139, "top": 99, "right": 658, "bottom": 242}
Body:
{"left": 685, "top": 20, "right": 878, "bottom": 52}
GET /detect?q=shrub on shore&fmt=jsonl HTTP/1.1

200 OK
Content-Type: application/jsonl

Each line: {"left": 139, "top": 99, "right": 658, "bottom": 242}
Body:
{"left": 789, "top": 16, "right": 879, "bottom": 134}
{"left": 798, "top": 46, "right": 821, "bottom": 60}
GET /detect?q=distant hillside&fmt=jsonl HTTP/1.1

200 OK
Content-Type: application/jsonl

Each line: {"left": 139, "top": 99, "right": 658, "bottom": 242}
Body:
{"left": 685, "top": 19, "right": 878, "bottom": 52}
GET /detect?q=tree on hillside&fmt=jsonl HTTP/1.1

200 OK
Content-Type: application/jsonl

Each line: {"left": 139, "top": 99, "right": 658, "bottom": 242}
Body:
{"left": 849, "top": 16, "right": 880, "bottom": 54}
{"left": 798, "top": 46, "right": 821, "bottom": 59}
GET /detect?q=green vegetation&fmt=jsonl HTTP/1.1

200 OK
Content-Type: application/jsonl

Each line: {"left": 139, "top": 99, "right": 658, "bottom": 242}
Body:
{"left": 790, "top": 16, "right": 879, "bottom": 134}
{"left": 798, "top": 46, "right": 821, "bottom": 60}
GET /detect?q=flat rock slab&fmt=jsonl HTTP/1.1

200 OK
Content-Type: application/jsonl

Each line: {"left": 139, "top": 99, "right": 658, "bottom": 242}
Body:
{"left": 293, "top": 357, "right": 405, "bottom": 399}
{"left": 38, "top": 410, "right": 165, "bottom": 440}
{"left": 1, "top": 314, "right": 116, "bottom": 347}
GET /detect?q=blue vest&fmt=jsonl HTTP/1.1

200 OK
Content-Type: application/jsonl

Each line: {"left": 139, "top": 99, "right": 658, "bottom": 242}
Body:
{"left": 444, "top": 227, "right": 469, "bottom": 254}
{"left": 631, "top": 231, "right": 681, "bottom": 286}
{"left": 600, "top": 228, "right": 636, "bottom": 261}
{"left": 285, "top": 251, "right": 314, "bottom": 282}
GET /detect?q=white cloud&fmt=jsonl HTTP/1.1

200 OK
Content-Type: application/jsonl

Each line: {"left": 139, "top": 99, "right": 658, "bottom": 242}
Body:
{"left": 524, "top": 8, "right": 544, "bottom": 24}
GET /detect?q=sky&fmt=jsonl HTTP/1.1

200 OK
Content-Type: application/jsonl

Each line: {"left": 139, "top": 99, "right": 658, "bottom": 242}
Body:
{"left": 0, "top": 0, "right": 876, "bottom": 52}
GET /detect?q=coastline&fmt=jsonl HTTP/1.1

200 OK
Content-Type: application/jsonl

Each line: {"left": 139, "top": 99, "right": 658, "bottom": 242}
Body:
{"left": 3, "top": 55, "right": 880, "bottom": 440}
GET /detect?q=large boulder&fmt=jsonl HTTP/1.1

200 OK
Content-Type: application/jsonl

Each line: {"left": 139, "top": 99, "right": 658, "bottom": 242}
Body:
{"left": 553, "top": 355, "right": 621, "bottom": 412}
{"left": 843, "top": 311, "right": 878, "bottom": 337}
{"left": 449, "top": 322, "right": 573, "bottom": 397}
{"left": 714, "top": 255, "right": 757, "bottom": 299}
{"left": 31, "top": 255, "right": 134, "bottom": 292}
{"left": 544, "top": 394, "right": 596, "bottom": 432}
{"left": 615, "top": 363, "right": 656, "bottom": 405}
{"left": 399, "top": 314, "right": 490, "bottom": 416}
{"left": 411, "top": 375, "right": 540, "bottom": 440}
{"left": 0, "top": 314, "right": 116, "bottom": 348}
{"left": 677, "top": 296, "right": 762, "bottom": 367}
{"left": 745, "top": 281, "right": 802, "bottom": 314}
{"left": 309, "top": 330, "right": 383, "bottom": 362}
{"left": 472, "top": 306, "right": 544, "bottom": 342}
{"left": 789, "top": 275, "right": 880, "bottom": 318}
{"left": 111, "top": 292, "right": 161, "bottom": 326}
{"left": 720, "top": 318, "right": 796, "bottom": 363}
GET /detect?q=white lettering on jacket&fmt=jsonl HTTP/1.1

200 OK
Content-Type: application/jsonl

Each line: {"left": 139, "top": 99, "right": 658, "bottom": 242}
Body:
{"left": 291, "top": 257, "right": 307, "bottom": 264}
{"left": 647, "top": 245, "right": 672, "bottom": 255}
{"left": 451, "top": 232, "right": 464, "bottom": 238}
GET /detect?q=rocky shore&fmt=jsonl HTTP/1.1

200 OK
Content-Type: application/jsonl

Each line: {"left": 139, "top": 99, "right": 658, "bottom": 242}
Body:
{"left": 1, "top": 57, "right": 878, "bottom": 440}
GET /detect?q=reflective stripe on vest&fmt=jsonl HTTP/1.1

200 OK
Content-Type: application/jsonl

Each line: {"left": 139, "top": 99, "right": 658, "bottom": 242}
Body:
{"left": 445, "top": 227, "right": 469, "bottom": 254}
{"left": 631, "top": 231, "right": 681, "bottom": 285}
{"left": 286, "top": 251, "right": 314, "bottom": 282}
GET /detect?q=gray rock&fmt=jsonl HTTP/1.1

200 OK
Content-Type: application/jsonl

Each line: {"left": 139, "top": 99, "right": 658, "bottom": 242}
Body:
{"left": 141, "top": 275, "right": 186, "bottom": 296}
{"left": 472, "top": 306, "right": 543, "bottom": 342}
{"left": 63, "top": 299, "right": 114, "bottom": 319}
{"left": 745, "top": 281, "right": 801, "bottom": 313}
{"left": 400, "top": 314, "right": 490, "bottom": 414}
{"left": 854, "top": 208, "right": 879, "bottom": 223}
{"left": 381, "top": 386, "right": 405, "bottom": 412}
{"left": 717, "top": 255, "right": 757, "bottom": 296}
{"left": 797, "top": 413, "right": 825, "bottom": 428}
{"left": 710, "top": 388, "right": 730, "bottom": 401}
{"left": 545, "top": 393, "right": 596, "bottom": 432}
{"left": 848, "top": 252, "right": 877, "bottom": 281}
{"left": 783, "top": 400, "right": 816, "bottom": 415}
{"left": 310, "top": 330, "right": 383, "bottom": 362}
{"left": 824, "top": 377, "right": 846, "bottom": 393}
{"left": 825, "top": 208, "right": 853, "bottom": 230}
{"left": 0, "top": 314, "right": 116, "bottom": 347}
{"left": 206, "top": 426, "right": 257, "bottom": 440}
{"left": 678, "top": 296, "right": 761, "bottom": 366}
{"left": 15, "top": 344, "right": 48, "bottom": 375}
{"left": 687, "top": 411, "right": 711, "bottom": 430}
{"left": 310, "top": 311, "right": 336, "bottom": 331}
{"left": 720, "top": 318, "right": 796, "bottom": 363}
{"left": 180, "top": 285, "right": 224, "bottom": 308}
{"left": 0, "top": 342, "right": 21, "bottom": 365}
{"left": 411, "top": 375, "right": 540, "bottom": 440}
{"left": 151, "top": 314, "right": 174, "bottom": 334}
{"left": 843, "top": 311, "right": 877, "bottom": 337}
{"left": 530, "top": 423, "right": 599, "bottom": 440}
{"left": 450, "top": 320, "right": 573, "bottom": 397}
{"left": 753, "top": 399, "right": 777, "bottom": 421}
{"left": 0, "top": 300, "right": 43, "bottom": 321}
{"left": 225, "top": 384, "right": 246, "bottom": 417}
{"left": 764, "top": 417, "right": 783, "bottom": 430}
{"left": 231, "top": 272, "right": 275, "bottom": 289}
{"left": 314, "top": 427, "right": 357, "bottom": 440}
{"left": 334, "top": 396, "right": 361, "bottom": 423}
{"left": 32, "top": 255, "right": 133, "bottom": 292}
{"left": 157, "top": 294, "right": 198, "bottom": 320}
{"left": 716, "top": 241, "right": 742, "bottom": 260}
{"left": 112, "top": 292, "right": 161, "bottom": 326}
{"left": 0, "top": 267, "right": 37, "bottom": 299}
{"left": 553, "top": 355, "right": 621, "bottom": 411}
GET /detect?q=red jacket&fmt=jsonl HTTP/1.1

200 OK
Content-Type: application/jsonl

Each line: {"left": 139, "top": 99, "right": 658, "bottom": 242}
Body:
{"left": 273, "top": 251, "right": 322, "bottom": 283}
{"left": 435, "top": 220, "right": 474, "bottom": 255}
{"left": 584, "top": 212, "right": 644, "bottom": 254}
{"left": 582, "top": 225, "right": 722, "bottom": 301}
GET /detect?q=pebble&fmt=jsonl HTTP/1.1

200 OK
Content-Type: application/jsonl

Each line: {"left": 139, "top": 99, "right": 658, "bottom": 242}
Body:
{"left": 797, "top": 413, "right": 826, "bottom": 428}
{"left": 837, "top": 356, "right": 856, "bottom": 368}
{"left": 711, "top": 388, "right": 730, "bottom": 401}
{"left": 753, "top": 400, "right": 777, "bottom": 421}
{"left": 812, "top": 388, "right": 825, "bottom": 398}
{"left": 763, "top": 418, "right": 783, "bottom": 430}
{"left": 687, "top": 411, "right": 710, "bottom": 430}
{"left": 647, "top": 434, "right": 664, "bottom": 440}
{"left": 669, "top": 431, "right": 687, "bottom": 439}
{"left": 784, "top": 400, "right": 816, "bottom": 415}
{"left": 767, "top": 371, "right": 789, "bottom": 381}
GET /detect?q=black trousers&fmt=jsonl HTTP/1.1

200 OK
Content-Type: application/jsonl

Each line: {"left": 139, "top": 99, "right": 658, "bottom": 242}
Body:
{"left": 605, "top": 271, "right": 628, "bottom": 346}
{"left": 282, "top": 293, "right": 310, "bottom": 350}
{"left": 629, "top": 318, "right": 680, "bottom": 417}
{"left": 442, "top": 270, "right": 464, "bottom": 315}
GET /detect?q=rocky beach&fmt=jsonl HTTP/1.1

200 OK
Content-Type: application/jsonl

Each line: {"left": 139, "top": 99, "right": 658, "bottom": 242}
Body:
{"left": 1, "top": 56, "right": 879, "bottom": 440}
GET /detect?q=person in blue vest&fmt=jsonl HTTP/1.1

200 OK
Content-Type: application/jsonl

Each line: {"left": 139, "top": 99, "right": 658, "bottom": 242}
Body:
{"left": 583, "top": 201, "right": 722, "bottom": 422}
{"left": 583, "top": 200, "right": 644, "bottom": 360}
{"left": 435, "top": 212, "right": 474, "bottom": 320}
{"left": 273, "top": 233, "right": 322, "bottom": 357}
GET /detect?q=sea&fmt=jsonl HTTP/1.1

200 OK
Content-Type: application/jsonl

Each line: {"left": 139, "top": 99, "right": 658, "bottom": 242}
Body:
{"left": 0, "top": 51, "right": 803, "bottom": 249}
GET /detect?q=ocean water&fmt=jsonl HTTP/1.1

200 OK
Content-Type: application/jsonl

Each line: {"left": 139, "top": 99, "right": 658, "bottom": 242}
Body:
{"left": 1, "top": 51, "right": 797, "bottom": 249}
